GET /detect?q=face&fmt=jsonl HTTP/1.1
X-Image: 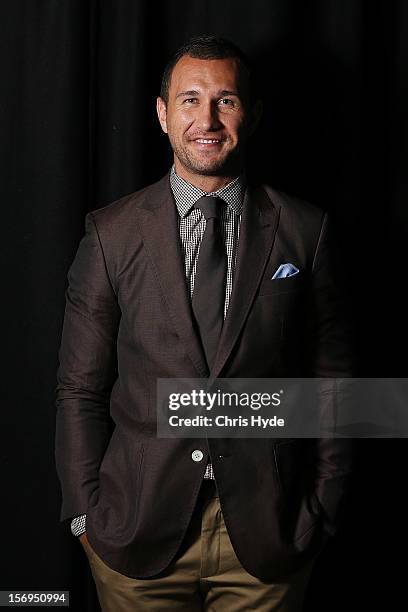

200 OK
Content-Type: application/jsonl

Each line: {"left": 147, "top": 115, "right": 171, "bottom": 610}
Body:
{"left": 157, "top": 56, "right": 260, "bottom": 179}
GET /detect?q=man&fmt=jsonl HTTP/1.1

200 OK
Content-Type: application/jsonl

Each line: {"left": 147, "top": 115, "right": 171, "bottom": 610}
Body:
{"left": 55, "top": 35, "right": 352, "bottom": 611}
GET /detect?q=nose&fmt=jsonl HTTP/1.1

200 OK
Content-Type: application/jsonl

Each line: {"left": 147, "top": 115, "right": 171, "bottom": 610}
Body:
{"left": 196, "top": 100, "right": 222, "bottom": 132}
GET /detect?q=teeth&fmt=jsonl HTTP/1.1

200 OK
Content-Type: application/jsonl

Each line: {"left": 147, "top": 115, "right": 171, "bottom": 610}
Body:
{"left": 196, "top": 139, "right": 220, "bottom": 144}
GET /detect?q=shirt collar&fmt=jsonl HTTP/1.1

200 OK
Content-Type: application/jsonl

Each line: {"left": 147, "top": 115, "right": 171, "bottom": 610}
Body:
{"left": 169, "top": 165, "right": 246, "bottom": 219}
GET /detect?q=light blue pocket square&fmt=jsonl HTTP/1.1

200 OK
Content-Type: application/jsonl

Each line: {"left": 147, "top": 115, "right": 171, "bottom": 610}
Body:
{"left": 271, "top": 263, "right": 300, "bottom": 279}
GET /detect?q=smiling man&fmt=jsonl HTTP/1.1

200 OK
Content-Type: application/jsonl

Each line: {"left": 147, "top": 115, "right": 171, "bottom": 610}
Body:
{"left": 56, "top": 35, "right": 353, "bottom": 611}
{"left": 156, "top": 52, "right": 257, "bottom": 188}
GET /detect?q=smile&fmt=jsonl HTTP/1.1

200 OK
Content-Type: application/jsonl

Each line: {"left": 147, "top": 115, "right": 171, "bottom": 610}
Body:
{"left": 195, "top": 139, "right": 220, "bottom": 144}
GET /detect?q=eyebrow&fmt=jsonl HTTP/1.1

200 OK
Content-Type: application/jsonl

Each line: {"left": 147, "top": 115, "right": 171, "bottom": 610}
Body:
{"left": 175, "top": 89, "right": 241, "bottom": 99}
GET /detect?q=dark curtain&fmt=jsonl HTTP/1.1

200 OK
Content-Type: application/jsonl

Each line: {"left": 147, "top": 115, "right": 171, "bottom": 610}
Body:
{"left": 1, "top": 1, "right": 407, "bottom": 610}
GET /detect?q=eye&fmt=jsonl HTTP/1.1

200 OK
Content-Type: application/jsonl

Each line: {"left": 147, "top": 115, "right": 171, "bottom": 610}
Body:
{"left": 219, "top": 98, "right": 234, "bottom": 106}
{"left": 183, "top": 98, "right": 198, "bottom": 104}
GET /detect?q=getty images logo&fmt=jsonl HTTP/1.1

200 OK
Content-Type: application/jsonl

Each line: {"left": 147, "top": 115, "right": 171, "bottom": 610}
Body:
{"left": 168, "top": 389, "right": 283, "bottom": 411}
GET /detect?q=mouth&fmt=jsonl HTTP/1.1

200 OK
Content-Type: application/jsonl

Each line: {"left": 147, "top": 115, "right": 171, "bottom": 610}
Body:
{"left": 191, "top": 138, "right": 224, "bottom": 149}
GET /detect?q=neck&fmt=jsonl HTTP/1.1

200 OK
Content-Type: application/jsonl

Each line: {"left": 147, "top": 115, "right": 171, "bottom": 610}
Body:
{"left": 173, "top": 160, "right": 241, "bottom": 192}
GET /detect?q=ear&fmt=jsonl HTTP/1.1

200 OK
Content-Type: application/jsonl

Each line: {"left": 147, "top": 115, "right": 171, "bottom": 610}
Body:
{"left": 249, "top": 99, "right": 263, "bottom": 136}
{"left": 156, "top": 97, "right": 168, "bottom": 134}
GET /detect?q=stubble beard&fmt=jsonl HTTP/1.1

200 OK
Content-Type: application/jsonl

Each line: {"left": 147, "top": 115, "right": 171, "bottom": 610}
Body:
{"left": 171, "top": 136, "right": 242, "bottom": 177}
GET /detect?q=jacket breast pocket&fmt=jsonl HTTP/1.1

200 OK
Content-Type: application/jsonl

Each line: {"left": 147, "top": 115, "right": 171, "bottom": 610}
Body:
{"left": 257, "top": 270, "right": 306, "bottom": 297}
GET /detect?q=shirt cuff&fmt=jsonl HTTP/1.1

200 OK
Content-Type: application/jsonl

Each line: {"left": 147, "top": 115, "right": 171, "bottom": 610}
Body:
{"left": 70, "top": 514, "right": 87, "bottom": 536}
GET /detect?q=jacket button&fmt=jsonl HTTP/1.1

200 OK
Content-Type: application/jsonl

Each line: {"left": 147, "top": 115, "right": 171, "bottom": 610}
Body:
{"left": 191, "top": 450, "right": 204, "bottom": 462}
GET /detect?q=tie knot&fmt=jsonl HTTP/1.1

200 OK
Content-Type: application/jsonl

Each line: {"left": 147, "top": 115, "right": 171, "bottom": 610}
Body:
{"left": 194, "top": 196, "right": 224, "bottom": 221}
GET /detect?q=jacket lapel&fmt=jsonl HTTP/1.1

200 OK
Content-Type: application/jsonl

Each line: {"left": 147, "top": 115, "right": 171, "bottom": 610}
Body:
{"left": 211, "top": 184, "right": 281, "bottom": 379}
{"left": 135, "top": 174, "right": 280, "bottom": 381}
{"left": 136, "top": 174, "right": 209, "bottom": 377}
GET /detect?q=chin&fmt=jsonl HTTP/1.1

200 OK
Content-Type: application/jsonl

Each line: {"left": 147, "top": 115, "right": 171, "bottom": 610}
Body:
{"left": 187, "top": 155, "right": 237, "bottom": 177}
{"left": 191, "top": 163, "right": 228, "bottom": 176}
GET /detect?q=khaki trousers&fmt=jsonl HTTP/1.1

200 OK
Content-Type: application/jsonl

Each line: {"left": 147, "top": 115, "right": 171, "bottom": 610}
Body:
{"left": 82, "top": 481, "right": 317, "bottom": 611}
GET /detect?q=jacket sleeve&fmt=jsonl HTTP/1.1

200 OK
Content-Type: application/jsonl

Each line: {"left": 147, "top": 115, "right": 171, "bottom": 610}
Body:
{"left": 309, "top": 212, "right": 354, "bottom": 537}
{"left": 55, "top": 212, "right": 121, "bottom": 522}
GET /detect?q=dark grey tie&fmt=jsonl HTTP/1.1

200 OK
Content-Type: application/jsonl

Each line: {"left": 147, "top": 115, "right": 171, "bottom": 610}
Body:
{"left": 192, "top": 196, "right": 227, "bottom": 371}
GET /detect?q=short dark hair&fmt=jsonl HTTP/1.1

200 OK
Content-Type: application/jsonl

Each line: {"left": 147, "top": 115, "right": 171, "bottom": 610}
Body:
{"left": 160, "top": 35, "right": 253, "bottom": 105}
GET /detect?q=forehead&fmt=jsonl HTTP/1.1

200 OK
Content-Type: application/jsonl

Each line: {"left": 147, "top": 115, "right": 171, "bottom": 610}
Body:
{"left": 169, "top": 56, "right": 242, "bottom": 95}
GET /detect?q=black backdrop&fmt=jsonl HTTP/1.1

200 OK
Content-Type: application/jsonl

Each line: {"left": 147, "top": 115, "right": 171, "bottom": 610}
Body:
{"left": 1, "top": 1, "right": 408, "bottom": 610}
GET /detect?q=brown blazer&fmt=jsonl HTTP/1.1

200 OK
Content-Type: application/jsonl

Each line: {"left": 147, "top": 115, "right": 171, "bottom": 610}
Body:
{"left": 55, "top": 170, "right": 353, "bottom": 581}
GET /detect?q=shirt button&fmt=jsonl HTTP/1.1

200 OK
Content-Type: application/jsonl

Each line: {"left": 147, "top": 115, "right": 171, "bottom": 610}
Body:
{"left": 191, "top": 450, "right": 204, "bottom": 462}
